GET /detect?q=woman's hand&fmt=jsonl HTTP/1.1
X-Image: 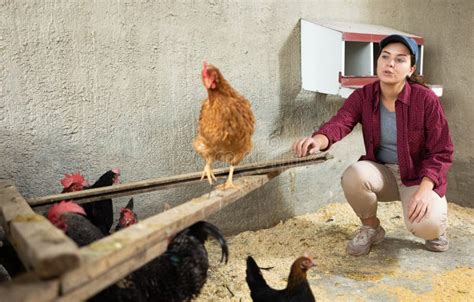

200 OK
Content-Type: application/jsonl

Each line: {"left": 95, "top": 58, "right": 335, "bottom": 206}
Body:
{"left": 407, "top": 177, "right": 435, "bottom": 223}
{"left": 292, "top": 135, "right": 328, "bottom": 157}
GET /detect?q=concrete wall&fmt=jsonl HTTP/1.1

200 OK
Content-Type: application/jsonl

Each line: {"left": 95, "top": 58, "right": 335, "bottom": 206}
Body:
{"left": 1, "top": 0, "right": 472, "bottom": 234}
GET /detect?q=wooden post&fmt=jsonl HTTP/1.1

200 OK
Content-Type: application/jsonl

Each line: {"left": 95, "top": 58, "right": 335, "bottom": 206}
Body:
{"left": 0, "top": 181, "right": 80, "bottom": 278}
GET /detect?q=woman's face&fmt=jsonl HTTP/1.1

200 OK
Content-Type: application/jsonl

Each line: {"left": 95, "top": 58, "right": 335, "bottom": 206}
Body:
{"left": 377, "top": 42, "right": 416, "bottom": 85}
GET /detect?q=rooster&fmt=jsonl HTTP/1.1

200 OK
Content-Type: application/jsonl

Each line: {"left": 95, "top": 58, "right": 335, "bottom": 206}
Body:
{"left": 61, "top": 169, "right": 120, "bottom": 235}
{"left": 246, "top": 256, "right": 316, "bottom": 302}
{"left": 47, "top": 198, "right": 136, "bottom": 247}
{"left": 115, "top": 198, "right": 137, "bottom": 232}
{"left": 93, "top": 217, "right": 229, "bottom": 302}
{"left": 138, "top": 220, "right": 229, "bottom": 301}
{"left": 193, "top": 62, "right": 255, "bottom": 190}
{"left": 47, "top": 201, "right": 104, "bottom": 247}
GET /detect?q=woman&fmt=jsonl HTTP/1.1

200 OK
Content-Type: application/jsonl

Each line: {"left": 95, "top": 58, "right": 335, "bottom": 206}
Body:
{"left": 293, "top": 34, "right": 453, "bottom": 256}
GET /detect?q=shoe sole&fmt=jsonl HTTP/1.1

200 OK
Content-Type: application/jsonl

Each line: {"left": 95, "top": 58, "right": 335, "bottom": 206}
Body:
{"left": 425, "top": 243, "right": 449, "bottom": 252}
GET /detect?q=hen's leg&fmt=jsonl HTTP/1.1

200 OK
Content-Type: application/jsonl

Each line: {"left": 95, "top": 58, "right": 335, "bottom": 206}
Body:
{"left": 201, "top": 160, "right": 217, "bottom": 184}
{"left": 217, "top": 165, "right": 240, "bottom": 190}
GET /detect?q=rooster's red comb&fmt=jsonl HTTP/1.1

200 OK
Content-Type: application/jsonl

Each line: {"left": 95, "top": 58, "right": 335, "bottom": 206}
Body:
{"left": 47, "top": 200, "right": 86, "bottom": 226}
{"left": 61, "top": 172, "right": 88, "bottom": 189}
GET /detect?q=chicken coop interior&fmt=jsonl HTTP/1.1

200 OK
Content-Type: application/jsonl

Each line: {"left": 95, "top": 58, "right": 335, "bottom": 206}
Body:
{"left": 1, "top": 1, "right": 473, "bottom": 302}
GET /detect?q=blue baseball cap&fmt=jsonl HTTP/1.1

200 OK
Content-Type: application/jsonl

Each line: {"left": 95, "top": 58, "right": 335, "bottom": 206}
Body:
{"left": 380, "top": 34, "right": 419, "bottom": 65}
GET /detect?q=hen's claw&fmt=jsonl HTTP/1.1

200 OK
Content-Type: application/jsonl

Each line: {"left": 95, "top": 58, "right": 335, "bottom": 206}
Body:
{"left": 216, "top": 165, "right": 240, "bottom": 190}
{"left": 216, "top": 181, "right": 241, "bottom": 191}
{"left": 200, "top": 163, "right": 217, "bottom": 185}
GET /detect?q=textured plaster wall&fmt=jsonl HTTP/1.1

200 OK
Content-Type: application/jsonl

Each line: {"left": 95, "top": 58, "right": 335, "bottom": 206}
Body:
{"left": 0, "top": 0, "right": 472, "bottom": 234}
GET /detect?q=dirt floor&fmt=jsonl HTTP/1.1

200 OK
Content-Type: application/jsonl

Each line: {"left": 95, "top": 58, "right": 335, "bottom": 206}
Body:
{"left": 197, "top": 201, "right": 474, "bottom": 301}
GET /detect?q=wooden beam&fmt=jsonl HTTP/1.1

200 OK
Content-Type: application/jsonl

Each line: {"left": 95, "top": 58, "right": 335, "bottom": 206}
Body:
{"left": 57, "top": 241, "right": 168, "bottom": 302}
{"left": 28, "top": 152, "right": 332, "bottom": 207}
{"left": 0, "top": 181, "right": 80, "bottom": 279}
{"left": 58, "top": 173, "right": 275, "bottom": 300}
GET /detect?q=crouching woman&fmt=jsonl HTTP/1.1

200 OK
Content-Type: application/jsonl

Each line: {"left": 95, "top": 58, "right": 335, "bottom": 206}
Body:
{"left": 293, "top": 34, "right": 454, "bottom": 256}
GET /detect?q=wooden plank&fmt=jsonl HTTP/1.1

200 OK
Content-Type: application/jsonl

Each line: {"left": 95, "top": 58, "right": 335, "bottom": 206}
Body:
{"left": 28, "top": 152, "right": 332, "bottom": 207}
{"left": 0, "top": 181, "right": 80, "bottom": 278}
{"left": 59, "top": 173, "right": 275, "bottom": 299}
{"left": 0, "top": 272, "right": 59, "bottom": 302}
{"left": 57, "top": 240, "right": 168, "bottom": 302}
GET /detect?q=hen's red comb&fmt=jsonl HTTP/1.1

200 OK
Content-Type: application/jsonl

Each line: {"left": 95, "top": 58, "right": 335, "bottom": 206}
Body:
{"left": 47, "top": 200, "right": 86, "bottom": 226}
{"left": 202, "top": 61, "right": 209, "bottom": 77}
{"left": 61, "top": 172, "right": 88, "bottom": 189}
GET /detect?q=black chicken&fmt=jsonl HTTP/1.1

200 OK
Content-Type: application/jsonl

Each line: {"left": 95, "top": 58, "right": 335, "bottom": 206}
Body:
{"left": 246, "top": 255, "right": 316, "bottom": 302}
{"left": 61, "top": 169, "right": 120, "bottom": 235}
{"left": 92, "top": 217, "right": 229, "bottom": 302}
{"left": 132, "top": 221, "right": 229, "bottom": 301}
{"left": 115, "top": 198, "right": 137, "bottom": 232}
{"left": 47, "top": 201, "right": 104, "bottom": 247}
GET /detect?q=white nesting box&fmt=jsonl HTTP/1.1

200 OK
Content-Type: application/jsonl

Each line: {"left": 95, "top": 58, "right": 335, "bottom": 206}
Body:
{"left": 301, "top": 19, "right": 442, "bottom": 98}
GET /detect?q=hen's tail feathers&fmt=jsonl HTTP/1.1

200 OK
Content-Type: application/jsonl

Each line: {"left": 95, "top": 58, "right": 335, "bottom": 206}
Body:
{"left": 83, "top": 170, "right": 117, "bottom": 235}
{"left": 188, "top": 221, "right": 229, "bottom": 264}
{"left": 87, "top": 170, "right": 115, "bottom": 188}
{"left": 125, "top": 198, "right": 134, "bottom": 210}
{"left": 246, "top": 256, "right": 270, "bottom": 292}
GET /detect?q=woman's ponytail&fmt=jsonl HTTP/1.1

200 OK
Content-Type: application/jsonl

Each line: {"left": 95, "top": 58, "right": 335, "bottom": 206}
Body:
{"left": 407, "top": 54, "right": 428, "bottom": 87}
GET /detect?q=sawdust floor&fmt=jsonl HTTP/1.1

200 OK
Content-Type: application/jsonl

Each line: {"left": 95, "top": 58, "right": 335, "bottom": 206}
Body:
{"left": 197, "top": 201, "right": 474, "bottom": 302}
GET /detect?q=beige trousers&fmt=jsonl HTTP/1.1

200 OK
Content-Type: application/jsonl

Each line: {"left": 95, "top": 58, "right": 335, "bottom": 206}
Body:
{"left": 341, "top": 160, "right": 447, "bottom": 240}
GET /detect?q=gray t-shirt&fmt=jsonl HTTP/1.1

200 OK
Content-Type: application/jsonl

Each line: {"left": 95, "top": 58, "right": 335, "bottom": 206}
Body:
{"left": 376, "top": 103, "right": 398, "bottom": 164}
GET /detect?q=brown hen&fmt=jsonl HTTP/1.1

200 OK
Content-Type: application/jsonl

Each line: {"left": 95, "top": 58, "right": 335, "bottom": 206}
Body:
{"left": 246, "top": 255, "right": 316, "bottom": 302}
{"left": 193, "top": 62, "right": 255, "bottom": 189}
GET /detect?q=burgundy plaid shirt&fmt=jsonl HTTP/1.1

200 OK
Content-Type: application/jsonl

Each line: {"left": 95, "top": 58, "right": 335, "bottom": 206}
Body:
{"left": 314, "top": 80, "right": 453, "bottom": 197}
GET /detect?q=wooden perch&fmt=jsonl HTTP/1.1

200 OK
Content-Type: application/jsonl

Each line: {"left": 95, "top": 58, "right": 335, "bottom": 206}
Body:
{"left": 58, "top": 174, "right": 275, "bottom": 301}
{"left": 0, "top": 181, "right": 80, "bottom": 279}
{"left": 28, "top": 152, "right": 332, "bottom": 207}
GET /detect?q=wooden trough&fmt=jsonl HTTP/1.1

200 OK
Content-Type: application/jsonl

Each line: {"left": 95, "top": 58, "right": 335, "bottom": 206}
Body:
{"left": 0, "top": 152, "right": 332, "bottom": 301}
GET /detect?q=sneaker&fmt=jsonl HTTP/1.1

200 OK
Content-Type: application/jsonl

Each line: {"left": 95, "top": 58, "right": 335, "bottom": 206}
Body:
{"left": 425, "top": 233, "right": 449, "bottom": 252}
{"left": 346, "top": 225, "right": 385, "bottom": 256}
